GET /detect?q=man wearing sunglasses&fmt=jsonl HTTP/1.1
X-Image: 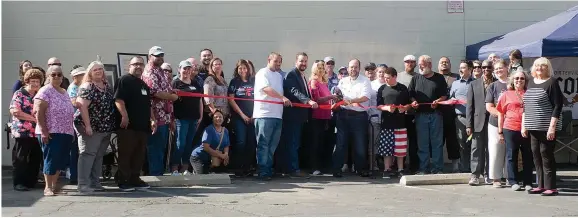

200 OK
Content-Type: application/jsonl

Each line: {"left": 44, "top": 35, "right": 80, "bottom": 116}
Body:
{"left": 47, "top": 57, "right": 70, "bottom": 89}
{"left": 141, "top": 46, "right": 179, "bottom": 176}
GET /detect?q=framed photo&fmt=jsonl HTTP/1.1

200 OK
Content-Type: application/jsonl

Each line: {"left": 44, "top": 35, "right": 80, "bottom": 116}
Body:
{"left": 104, "top": 64, "right": 118, "bottom": 88}
{"left": 117, "top": 53, "right": 148, "bottom": 77}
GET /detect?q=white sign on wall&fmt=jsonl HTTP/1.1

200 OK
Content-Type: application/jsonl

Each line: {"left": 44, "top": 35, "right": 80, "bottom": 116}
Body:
{"left": 447, "top": 0, "right": 464, "bottom": 13}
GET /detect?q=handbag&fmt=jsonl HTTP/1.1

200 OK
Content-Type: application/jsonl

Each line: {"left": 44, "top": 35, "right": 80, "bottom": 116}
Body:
{"left": 210, "top": 129, "right": 226, "bottom": 168}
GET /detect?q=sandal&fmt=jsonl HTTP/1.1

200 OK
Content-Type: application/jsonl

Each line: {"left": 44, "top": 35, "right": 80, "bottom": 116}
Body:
{"left": 528, "top": 188, "right": 545, "bottom": 194}
{"left": 44, "top": 188, "right": 55, "bottom": 196}
{"left": 541, "top": 189, "right": 559, "bottom": 196}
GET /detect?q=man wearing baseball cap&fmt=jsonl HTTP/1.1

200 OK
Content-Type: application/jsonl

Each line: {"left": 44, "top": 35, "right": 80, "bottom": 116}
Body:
{"left": 141, "top": 46, "right": 179, "bottom": 176}
{"left": 397, "top": 54, "right": 419, "bottom": 173}
{"left": 364, "top": 62, "right": 377, "bottom": 81}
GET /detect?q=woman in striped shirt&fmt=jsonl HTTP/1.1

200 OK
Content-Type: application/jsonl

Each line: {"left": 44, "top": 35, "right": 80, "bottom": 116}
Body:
{"left": 521, "top": 57, "right": 563, "bottom": 196}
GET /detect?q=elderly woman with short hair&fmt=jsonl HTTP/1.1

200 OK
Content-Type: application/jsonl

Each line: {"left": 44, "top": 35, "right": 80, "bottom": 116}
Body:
{"left": 10, "top": 69, "right": 44, "bottom": 191}
{"left": 34, "top": 65, "right": 75, "bottom": 196}
{"left": 522, "top": 57, "right": 563, "bottom": 196}
{"left": 74, "top": 61, "right": 116, "bottom": 194}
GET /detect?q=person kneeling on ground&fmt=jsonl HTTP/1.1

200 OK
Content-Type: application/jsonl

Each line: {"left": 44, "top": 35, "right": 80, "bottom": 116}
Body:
{"left": 189, "top": 110, "right": 230, "bottom": 174}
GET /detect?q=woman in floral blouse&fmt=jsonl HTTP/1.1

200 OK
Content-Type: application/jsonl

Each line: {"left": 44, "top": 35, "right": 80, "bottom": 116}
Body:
{"left": 200, "top": 58, "right": 230, "bottom": 133}
{"left": 10, "top": 69, "right": 44, "bottom": 191}
{"left": 74, "top": 61, "right": 116, "bottom": 194}
{"left": 34, "top": 65, "right": 75, "bottom": 196}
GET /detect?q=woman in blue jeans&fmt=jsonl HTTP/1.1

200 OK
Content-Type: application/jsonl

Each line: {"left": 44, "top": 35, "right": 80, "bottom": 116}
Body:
{"left": 228, "top": 59, "right": 256, "bottom": 177}
{"left": 496, "top": 70, "right": 533, "bottom": 191}
{"left": 170, "top": 60, "right": 203, "bottom": 175}
{"left": 190, "top": 110, "right": 230, "bottom": 174}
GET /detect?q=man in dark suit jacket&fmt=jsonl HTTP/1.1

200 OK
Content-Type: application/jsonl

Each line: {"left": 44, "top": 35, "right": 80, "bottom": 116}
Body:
{"left": 277, "top": 52, "right": 318, "bottom": 178}
{"left": 465, "top": 60, "right": 495, "bottom": 185}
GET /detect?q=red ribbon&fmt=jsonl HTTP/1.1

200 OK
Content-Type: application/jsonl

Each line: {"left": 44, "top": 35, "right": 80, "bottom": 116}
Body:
{"left": 175, "top": 90, "right": 466, "bottom": 111}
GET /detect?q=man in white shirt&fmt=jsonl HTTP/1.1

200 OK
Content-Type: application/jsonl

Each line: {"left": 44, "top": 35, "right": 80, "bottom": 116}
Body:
{"left": 332, "top": 59, "right": 372, "bottom": 178}
{"left": 253, "top": 52, "right": 291, "bottom": 181}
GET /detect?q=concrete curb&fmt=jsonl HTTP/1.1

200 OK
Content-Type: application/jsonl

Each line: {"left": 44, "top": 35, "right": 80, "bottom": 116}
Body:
{"left": 140, "top": 174, "right": 232, "bottom": 187}
{"left": 400, "top": 173, "right": 471, "bottom": 186}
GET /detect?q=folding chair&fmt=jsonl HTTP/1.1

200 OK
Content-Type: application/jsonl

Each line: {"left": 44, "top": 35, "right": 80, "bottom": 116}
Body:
{"left": 555, "top": 110, "right": 578, "bottom": 164}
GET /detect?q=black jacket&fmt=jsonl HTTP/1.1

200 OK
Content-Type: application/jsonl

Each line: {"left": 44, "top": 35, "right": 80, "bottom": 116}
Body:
{"left": 282, "top": 67, "right": 311, "bottom": 123}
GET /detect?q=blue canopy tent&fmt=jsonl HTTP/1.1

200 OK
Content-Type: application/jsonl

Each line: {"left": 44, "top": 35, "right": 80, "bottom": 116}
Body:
{"left": 466, "top": 5, "right": 578, "bottom": 60}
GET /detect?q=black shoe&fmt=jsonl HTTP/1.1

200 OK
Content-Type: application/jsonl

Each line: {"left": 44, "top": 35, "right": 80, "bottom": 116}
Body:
{"left": 397, "top": 169, "right": 407, "bottom": 177}
{"left": 289, "top": 172, "right": 311, "bottom": 179}
{"left": 118, "top": 184, "right": 135, "bottom": 192}
{"left": 14, "top": 184, "right": 29, "bottom": 191}
{"left": 333, "top": 172, "right": 343, "bottom": 178}
{"left": 258, "top": 176, "right": 272, "bottom": 181}
{"left": 133, "top": 180, "right": 150, "bottom": 190}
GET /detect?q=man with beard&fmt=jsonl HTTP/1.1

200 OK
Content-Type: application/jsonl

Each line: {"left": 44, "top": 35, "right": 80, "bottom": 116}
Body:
{"left": 332, "top": 59, "right": 371, "bottom": 178}
{"left": 408, "top": 55, "right": 447, "bottom": 174}
{"left": 198, "top": 48, "right": 213, "bottom": 82}
{"left": 450, "top": 60, "right": 474, "bottom": 173}
{"left": 114, "top": 56, "right": 153, "bottom": 191}
{"left": 141, "top": 46, "right": 178, "bottom": 176}
{"left": 438, "top": 57, "right": 461, "bottom": 173}
{"left": 278, "top": 52, "right": 318, "bottom": 178}
{"left": 397, "top": 55, "right": 419, "bottom": 174}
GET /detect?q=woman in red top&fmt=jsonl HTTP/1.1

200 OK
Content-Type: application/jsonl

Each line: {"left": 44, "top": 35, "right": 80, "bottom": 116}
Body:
{"left": 496, "top": 70, "right": 533, "bottom": 191}
{"left": 308, "top": 60, "right": 338, "bottom": 175}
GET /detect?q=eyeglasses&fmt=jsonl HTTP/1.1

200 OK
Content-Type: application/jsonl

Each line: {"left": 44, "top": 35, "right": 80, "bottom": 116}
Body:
{"left": 130, "top": 63, "right": 144, "bottom": 67}
{"left": 163, "top": 69, "right": 172, "bottom": 73}
{"left": 514, "top": 77, "right": 525, "bottom": 81}
{"left": 152, "top": 54, "right": 164, "bottom": 58}
{"left": 482, "top": 66, "right": 492, "bottom": 69}
{"left": 48, "top": 63, "right": 62, "bottom": 66}
{"left": 404, "top": 61, "right": 416, "bottom": 64}
{"left": 50, "top": 73, "right": 63, "bottom": 78}
{"left": 473, "top": 66, "right": 481, "bottom": 69}
{"left": 326, "top": 61, "right": 335, "bottom": 65}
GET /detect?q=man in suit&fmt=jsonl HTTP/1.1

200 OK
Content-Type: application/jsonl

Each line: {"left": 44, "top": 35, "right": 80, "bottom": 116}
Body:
{"left": 466, "top": 59, "right": 495, "bottom": 185}
{"left": 278, "top": 52, "right": 318, "bottom": 178}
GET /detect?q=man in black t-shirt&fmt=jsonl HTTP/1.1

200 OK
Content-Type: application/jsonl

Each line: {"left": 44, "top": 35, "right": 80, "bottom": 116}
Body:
{"left": 114, "top": 56, "right": 153, "bottom": 191}
{"left": 438, "top": 57, "right": 461, "bottom": 171}
{"left": 408, "top": 55, "right": 448, "bottom": 174}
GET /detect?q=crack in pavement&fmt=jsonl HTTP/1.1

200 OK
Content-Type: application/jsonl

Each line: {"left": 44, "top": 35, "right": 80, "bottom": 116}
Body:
{"left": 43, "top": 202, "right": 74, "bottom": 216}
{"left": 121, "top": 201, "right": 157, "bottom": 217}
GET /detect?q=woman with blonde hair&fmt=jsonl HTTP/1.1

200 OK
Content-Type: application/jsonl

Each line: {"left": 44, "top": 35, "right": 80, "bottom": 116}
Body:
{"left": 485, "top": 59, "right": 510, "bottom": 188}
{"left": 74, "top": 61, "right": 116, "bottom": 194}
{"left": 34, "top": 65, "right": 75, "bottom": 196}
{"left": 522, "top": 57, "right": 563, "bottom": 196}
{"left": 308, "top": 60, "right": 338, "bottom": 175}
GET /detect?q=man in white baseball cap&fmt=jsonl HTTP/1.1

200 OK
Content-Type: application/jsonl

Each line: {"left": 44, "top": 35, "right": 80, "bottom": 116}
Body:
{"left": 397, "top": 54, "right": 419, "bottom": 174}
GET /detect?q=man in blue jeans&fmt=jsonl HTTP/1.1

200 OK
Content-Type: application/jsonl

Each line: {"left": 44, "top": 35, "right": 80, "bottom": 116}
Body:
{"left": 332, "top": 59, "right": 372, "bottom": 178}
{"left": 408, "top": 55, "right": 448, "bottom": 174}
{"left": 253, "top": 52, "right": 292, "bottom": 181}
{"left": 141, "top": 46, "right": 179, "bottom": 176}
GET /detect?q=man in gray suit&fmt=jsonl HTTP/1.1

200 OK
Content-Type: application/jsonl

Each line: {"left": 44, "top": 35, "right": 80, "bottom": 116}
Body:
{"left": 465, "top": 60, "right": 495, "bottom": 186}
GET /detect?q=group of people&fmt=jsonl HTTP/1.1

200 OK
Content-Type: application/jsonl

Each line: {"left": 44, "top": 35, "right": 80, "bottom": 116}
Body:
{"left": 9, "top": 46, "right": 562, "bottom": 197}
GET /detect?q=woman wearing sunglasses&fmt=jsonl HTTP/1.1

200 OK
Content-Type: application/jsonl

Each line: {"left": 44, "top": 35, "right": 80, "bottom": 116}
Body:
{"left": 34, "top": 65, "right": 75, "bottom": 196}
{"left": 472, "top": 60, "right": 483, "bottom": 79}
{"left": 496, "top": 69, "right": 533, "bottom": 191}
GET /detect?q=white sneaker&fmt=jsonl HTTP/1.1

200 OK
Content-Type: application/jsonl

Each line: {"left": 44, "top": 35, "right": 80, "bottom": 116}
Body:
{"left": 312, "top": 170, "right": 322, "bottom": 175}
{"left": 171, "top": 171, "right": 180, "bottom": 176}
{"left": 341, "top": 164, "right": 348, "bottom": 172}
{"left": 183, "top": 170, "right": 192, "bottom": 176}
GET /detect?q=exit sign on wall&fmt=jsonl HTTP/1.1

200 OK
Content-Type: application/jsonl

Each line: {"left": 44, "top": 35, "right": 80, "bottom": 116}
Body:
{"left": 448, "top": 0, "right": 464, "bottom": 13}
